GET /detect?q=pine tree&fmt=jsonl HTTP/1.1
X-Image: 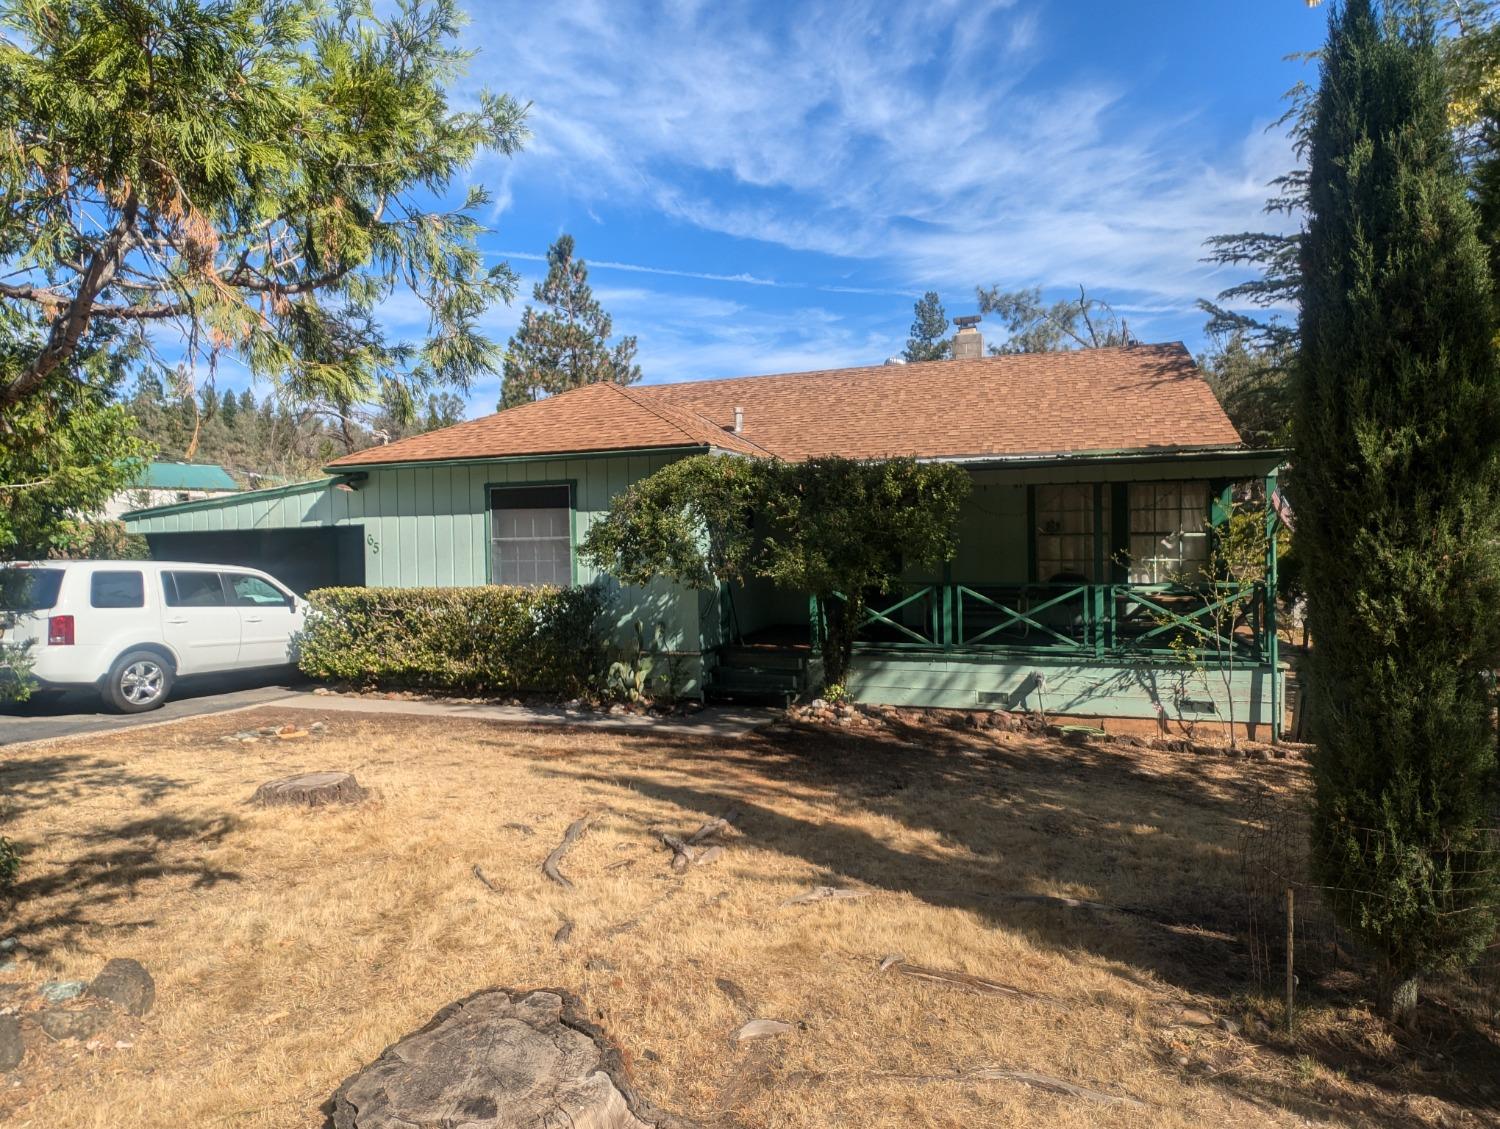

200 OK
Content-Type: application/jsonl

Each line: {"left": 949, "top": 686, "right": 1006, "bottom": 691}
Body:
{"left": 902, "top": 292, "right": 950, "bottom": 361}
{"left": 976, "top": 284, "right": 1129, "bottom": 353}
{"left": 499, "top": 234, "right": 641, "bottom": 409}
{"left": 0, "top": 0, "right": 526, "bottom": 416}
{"left": 1296, "top": 0, "right": 1500, "bottom": 1022}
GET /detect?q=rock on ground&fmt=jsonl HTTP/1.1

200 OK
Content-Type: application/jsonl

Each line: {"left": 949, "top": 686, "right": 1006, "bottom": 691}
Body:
{"left": 0, "top": 1015, "right": 21, "bottom": 1071}
{"left": 37, "top": 980, "right": 86, "bottom": 1005}
{"left": 88, "top": 958, "right": 154, "bottom": 1017}
{"left": 734, "top": 1018, "right": 794, "bottom": 1042}
{"left": 251, "top": 771, "right": 367, "bottom": 808}
{"left": 331, "top": 988, "right": 692, "bottom": 1129}
{"left": 38, "top": 1004, "right": 112, "bottom": 1042}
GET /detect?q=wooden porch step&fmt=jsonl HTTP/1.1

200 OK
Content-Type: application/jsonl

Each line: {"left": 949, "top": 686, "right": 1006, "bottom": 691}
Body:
{"left": 710, "top": 669, "right": 803, "bottom": 693}
{"left": 718, "top": 644, "right": 809, "bottom": 666}
{"left": 706, "top": 653, "right": 807, "bottom": 707}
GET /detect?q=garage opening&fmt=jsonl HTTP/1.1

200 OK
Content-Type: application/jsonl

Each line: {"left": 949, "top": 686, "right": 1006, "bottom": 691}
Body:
{"left": 142, "top": 527, "right": 365, "bottom": 594}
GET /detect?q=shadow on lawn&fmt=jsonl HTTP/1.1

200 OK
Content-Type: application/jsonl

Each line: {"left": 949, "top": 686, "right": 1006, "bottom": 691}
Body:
{"left": 535, "top": 718, "right": 1500, "bottom": 1129}
{"left": 0, "top": 751, "right": 186, "bottom": 817}
{"left": 0, "top": 749, "right": 241, "bottom": 956}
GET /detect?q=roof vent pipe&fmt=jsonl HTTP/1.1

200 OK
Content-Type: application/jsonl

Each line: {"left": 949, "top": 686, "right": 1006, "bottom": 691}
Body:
{"left": 733, "top": 406, "right": 744, "bottom": 434}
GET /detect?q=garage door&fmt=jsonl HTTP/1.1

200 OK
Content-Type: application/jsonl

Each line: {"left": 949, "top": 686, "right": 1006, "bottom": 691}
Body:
{"left": 142, "top": 527, "right": 366, "bottom": 594}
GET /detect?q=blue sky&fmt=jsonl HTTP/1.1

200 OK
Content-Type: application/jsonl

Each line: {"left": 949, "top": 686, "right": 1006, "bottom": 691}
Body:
{"left": 402, "top": 1, "right": 1328, "bottom": 414}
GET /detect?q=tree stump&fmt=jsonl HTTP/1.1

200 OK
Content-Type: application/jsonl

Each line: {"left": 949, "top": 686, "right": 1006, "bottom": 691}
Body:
{"left": 330, "top": 988, "right": 691, "bottom": 1129}
{"left": 251, "top": 771, "right": 367, "bottom": 808}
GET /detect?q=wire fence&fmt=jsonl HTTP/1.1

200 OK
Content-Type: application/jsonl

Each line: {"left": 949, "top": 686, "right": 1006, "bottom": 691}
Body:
{"left": 1238, "top": 782, "right": 1500, "bottom": 1024}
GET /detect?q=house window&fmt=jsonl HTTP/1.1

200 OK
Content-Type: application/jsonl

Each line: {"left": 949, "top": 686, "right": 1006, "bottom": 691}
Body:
{"left": 1034, "top": 484, "right": 1110, "bottom": 582}
{"left": 1127, "top": 482, "right": 1211, "bottom": 583}
{"left": 490, "top": 485, "right": 572, "bottom": 588}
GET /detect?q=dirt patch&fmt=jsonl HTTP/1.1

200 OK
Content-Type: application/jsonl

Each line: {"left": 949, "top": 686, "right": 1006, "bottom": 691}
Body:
{"left": 0, "top": 707, "right": 1493, "bottom": 1127}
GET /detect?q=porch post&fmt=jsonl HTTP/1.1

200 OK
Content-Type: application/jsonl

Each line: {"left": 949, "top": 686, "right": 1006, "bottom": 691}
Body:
{"left": 941, "top": 561, "right": 953, "bottom": 649}
{"left": 1092, "top": 484, "right": 1105, "bottom": 657}
{"left": 1264, "top": 469, "right": 1281, "bottom": 742}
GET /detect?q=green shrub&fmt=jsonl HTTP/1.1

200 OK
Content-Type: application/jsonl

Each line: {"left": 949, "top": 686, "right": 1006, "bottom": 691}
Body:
{"left": 297, "top": 584, "right": 605, "bottom": 696}
{"left": 0, "top": 836, "right": 19, "bottom": 892}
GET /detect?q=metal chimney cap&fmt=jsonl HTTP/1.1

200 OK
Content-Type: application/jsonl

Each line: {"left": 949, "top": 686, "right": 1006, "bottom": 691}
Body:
{"left": 953, "top": 314, "right": 982, "bottom": 328}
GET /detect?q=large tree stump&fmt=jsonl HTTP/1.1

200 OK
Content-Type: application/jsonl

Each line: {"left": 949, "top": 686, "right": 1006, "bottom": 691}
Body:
{"left": 251, "top": 771, "right": 367, "bottom": 808}
{"left": 331, "top": 988, "right": 690, "bottom": 1129}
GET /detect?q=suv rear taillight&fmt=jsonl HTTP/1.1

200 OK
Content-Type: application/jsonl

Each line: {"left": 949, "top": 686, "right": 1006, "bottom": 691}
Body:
{"left": 47, "top": 615, "right": 74, "bottom": 646}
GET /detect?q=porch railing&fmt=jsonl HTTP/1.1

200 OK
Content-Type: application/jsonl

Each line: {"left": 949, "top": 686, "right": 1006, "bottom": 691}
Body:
{"left": 816, "top": 580, "right": 1273, "bottom": 665}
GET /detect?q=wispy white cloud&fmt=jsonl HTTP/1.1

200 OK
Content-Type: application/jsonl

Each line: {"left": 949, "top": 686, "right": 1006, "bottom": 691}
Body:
{"left": 434, "top": 0, "right": 1308, "bottom": 412}
{"left": 498, "top": 250, "right": 781, "bottom": 287}
{"left": 466, "top": 0, "right": 1296, "bottom": 308}
{"left": 495, "top": 249, "right": 918, "bottom": 298}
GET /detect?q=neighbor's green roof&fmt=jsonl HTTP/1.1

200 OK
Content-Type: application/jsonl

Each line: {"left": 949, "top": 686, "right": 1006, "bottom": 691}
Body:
{"left": 131, "top": 461, "right": 239, "bottom": 491}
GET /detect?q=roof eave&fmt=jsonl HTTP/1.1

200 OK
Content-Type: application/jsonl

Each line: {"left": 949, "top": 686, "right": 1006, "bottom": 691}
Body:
{"left": 120, "top": 476, "right": 336, "bottom": 521}
{"left": 916, "top": 445, "right": 1288, "bottom": 470}
{"left": 321, "top": 442, "right": 716, "bottom": 473}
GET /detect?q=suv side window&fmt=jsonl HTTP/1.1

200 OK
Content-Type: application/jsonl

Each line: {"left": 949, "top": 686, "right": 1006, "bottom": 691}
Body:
{"left": 90, "top": 570, "right": 145, "bottom": 609}
{"left": 163, "top": 571, "right": 228, "bottom": 607}
{"left": 226, "top": 574, "right": 289, "bottom": 607}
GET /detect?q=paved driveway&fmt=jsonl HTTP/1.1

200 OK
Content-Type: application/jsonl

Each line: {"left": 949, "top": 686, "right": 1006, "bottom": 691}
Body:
{"left": 0, "top": 671, "right": 305, "bottom": 746}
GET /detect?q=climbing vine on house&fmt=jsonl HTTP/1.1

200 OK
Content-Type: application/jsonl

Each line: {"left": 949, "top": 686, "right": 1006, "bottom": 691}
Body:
{"left": 581, "top": 455, "right": 970, "bottom": 687}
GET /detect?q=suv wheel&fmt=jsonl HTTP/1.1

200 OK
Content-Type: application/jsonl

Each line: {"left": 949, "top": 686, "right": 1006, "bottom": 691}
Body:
{"left": 104, "top": 651, "right": 174, "bottom": 713}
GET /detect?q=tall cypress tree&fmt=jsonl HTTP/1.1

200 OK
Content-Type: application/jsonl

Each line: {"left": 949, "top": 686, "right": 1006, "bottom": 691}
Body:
{"left": 1297, "top": 0, "right": 1500, "bottom": 1022}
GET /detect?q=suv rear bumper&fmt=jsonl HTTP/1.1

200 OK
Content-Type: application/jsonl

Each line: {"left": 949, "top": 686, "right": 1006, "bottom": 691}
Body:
{"left": 1, "top": 664, "right": 101, "bottom": 692}
{"left": 21, "top": 646, "right": 113, "bottom": 689}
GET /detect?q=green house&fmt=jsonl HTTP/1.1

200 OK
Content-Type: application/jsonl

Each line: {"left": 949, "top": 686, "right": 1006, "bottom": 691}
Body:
{"left": 122, "top": 339, "right": 1286, "bottom": 735}
{"left": 102, "top": 460, "right": 240, "bottom": 520}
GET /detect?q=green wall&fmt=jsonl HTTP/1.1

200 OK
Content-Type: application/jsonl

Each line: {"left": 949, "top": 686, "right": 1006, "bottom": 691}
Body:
{"left": 125, "top": 451, "right": 710, "bottom": 692}
{"left": 938, "top": 479, "right": 1029, "bottom": 582}
{"left": 847, "top": 650, "right": 1283, "bottom": 730}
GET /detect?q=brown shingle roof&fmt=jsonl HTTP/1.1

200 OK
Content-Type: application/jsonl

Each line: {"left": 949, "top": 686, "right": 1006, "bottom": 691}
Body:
{"left": 328, "top": 380, "right": 763, "bottom": 467}
{"left": 326, "top": 342, "right": 1241, "bottom": 468}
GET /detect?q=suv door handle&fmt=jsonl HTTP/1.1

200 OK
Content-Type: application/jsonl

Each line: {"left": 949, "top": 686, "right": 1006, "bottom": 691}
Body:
{"left": 245, "top": 615, "right": 263, "bottom": 623}
{"left": 167, "top": 616, "right": 188, "bottom": 624}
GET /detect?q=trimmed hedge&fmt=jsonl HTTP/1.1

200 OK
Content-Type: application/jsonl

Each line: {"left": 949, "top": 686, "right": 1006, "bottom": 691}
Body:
{"left": 297, "top": 585, "right": 604, "bottom": 695}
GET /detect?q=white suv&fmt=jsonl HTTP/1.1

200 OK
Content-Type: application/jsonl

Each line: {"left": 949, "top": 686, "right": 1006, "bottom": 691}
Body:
{"left": 0, "top": 561, "right": 307, "bottom": 712}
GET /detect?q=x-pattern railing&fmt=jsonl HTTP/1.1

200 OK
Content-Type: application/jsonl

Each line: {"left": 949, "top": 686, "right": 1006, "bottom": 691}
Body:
{"left": 860, "top": 584, "right": 939, "bottom": 646}
{"left": 955, "top": 584, "right": 1085, "bottom": 649}
{"left": 837, "top": 580, "right": 1269, "bottom": 664}
{"left": 1121, "top": 583, "right": 1264, "bottom": 659}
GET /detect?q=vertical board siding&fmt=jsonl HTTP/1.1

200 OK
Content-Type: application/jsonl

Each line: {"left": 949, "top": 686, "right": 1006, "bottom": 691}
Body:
{"left": 128, "top": 455, "right": 677, "bottom": 594}
{"left": 398, "top": 467, "right": 418, "bottom": 586}
{"left": 124, "top": 454, "right": 705, "bottom": 686}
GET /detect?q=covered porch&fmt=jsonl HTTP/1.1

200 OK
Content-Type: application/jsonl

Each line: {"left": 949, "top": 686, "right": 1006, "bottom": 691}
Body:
{"left": 717, "top": 448, "right": 1289, "bottom": 736}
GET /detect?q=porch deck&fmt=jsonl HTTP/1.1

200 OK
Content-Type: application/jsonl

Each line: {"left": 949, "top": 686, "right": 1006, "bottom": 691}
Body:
{"left": 807, "top": 579, "right": 1283, "bottom": 735}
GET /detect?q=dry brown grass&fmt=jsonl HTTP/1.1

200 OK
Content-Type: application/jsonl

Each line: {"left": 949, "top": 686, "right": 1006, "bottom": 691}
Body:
{"left": 0, "top": 708, "right": 1496, "bottom": 1128}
